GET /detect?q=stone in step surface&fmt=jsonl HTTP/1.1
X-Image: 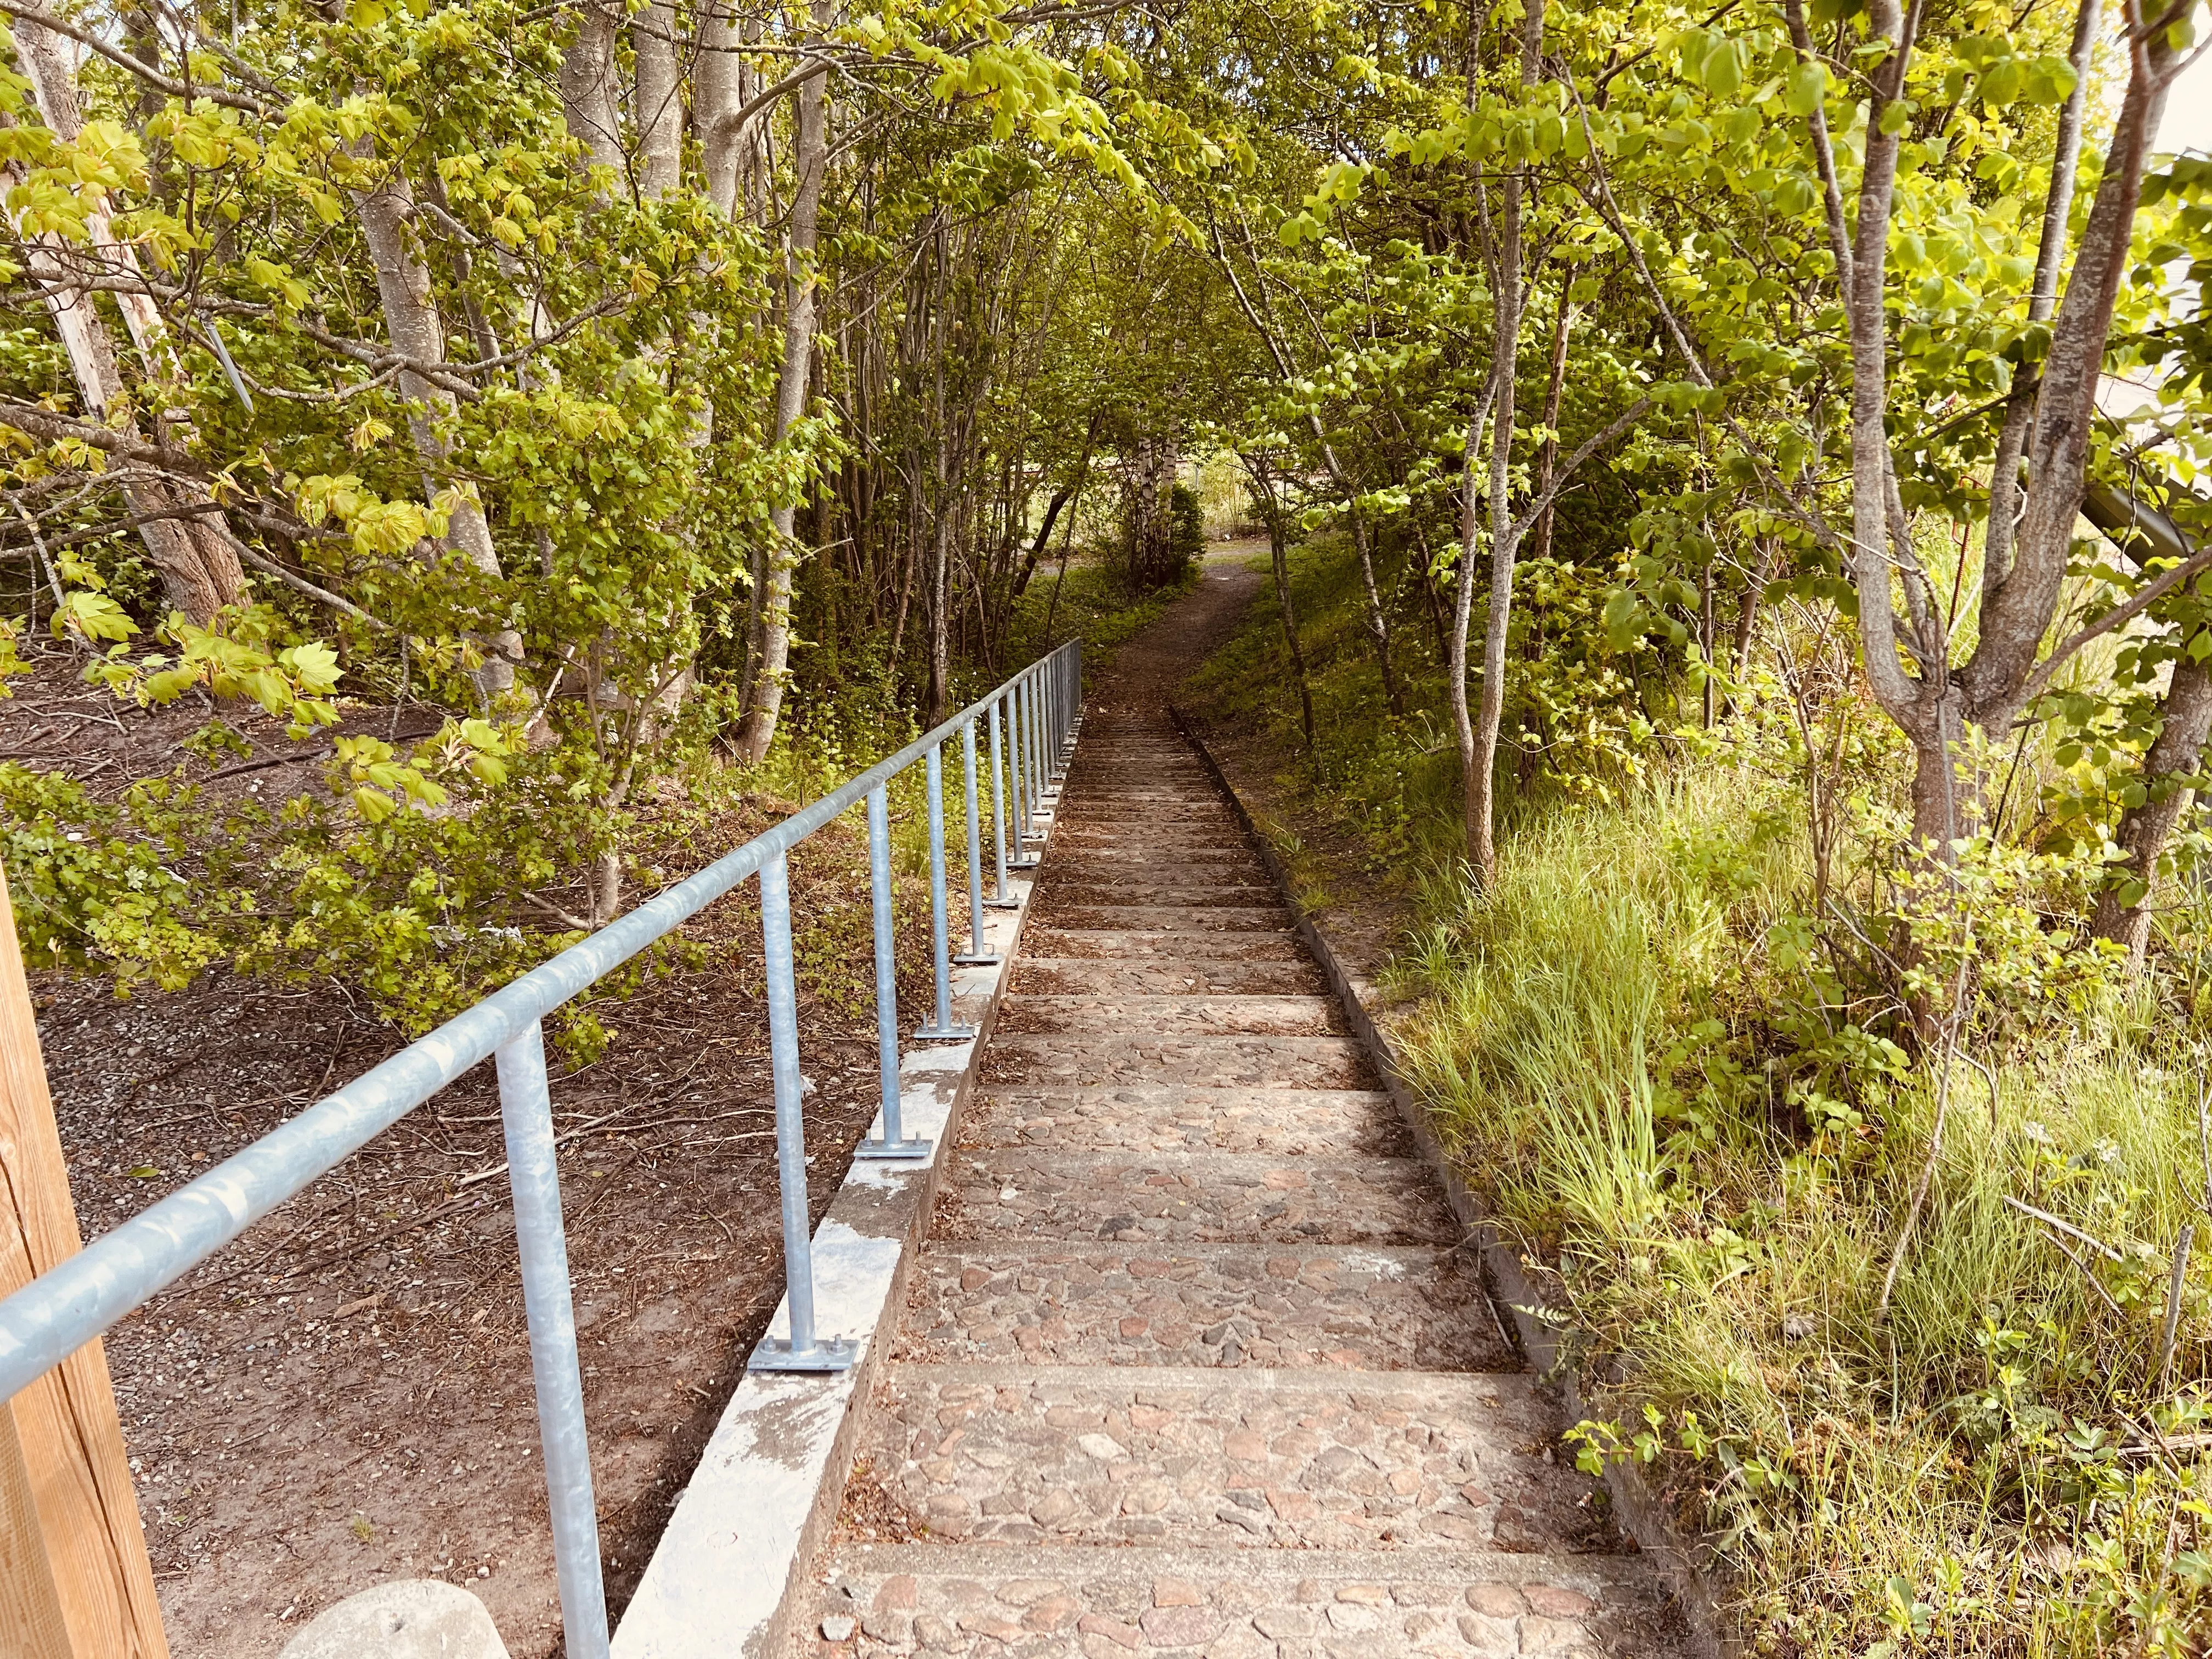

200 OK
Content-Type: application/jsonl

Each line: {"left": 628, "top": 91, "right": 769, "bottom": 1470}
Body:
{"left": 962, "top": 1086, "right": 1412, "bottom": 1156}
{"left": 899, "top": 1243, "right": 1514, "bottom": 1371}
{"left": 997, "top": 997, "right": 1345, "bottom": 1039}
{"left": 1011, "top": 959, "right": 1329, "bottom": 998}
{"left": 979, "top": 1035, "right": 1374, "bottom": 1091}
{"left": 1018, "top": 932, "right": 1308, "bottom": 965}
{"left": 844, "top": 1365, "right": 1616, "bottom": 1555}
{"left": 797, "top": 1543, "right": 1688, "bottom": 1658}
{"left": 935, "top": 1149, "right": 1455, "bottom": 1246}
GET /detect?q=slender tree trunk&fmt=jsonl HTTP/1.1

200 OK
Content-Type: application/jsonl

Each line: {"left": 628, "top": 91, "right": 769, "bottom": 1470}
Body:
{"left": 14, "top": 21, "right": 245, "bottom": 624}
{"left": 1530, "top": 299, "right": 1576, "bottom": 567}
{"left": 1980, "top": 0, "right": 2102, "bottom": 610}
{"left": 1451, "top": 368, "right": 1501, "bottom": 871}
{"left": 349, "top": 159, "right": 515, "bottom": 694}
{"left": 732, "top": 48, "right": 831, "bottom": 762}
{"left": 2094, "top": 651, "right": 2212, "bottom": 966}
{"left": 1347, "top": 506, "right": 1403, "bottom": 714}
{"left": 1465, "top": 0, "right": 1543, "bottom": 889}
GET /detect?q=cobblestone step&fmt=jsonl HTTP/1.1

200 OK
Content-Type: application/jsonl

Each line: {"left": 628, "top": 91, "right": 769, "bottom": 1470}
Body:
{"left": 842, "top": 1364, "right": 1611, "bottom": 1555}
{"left": 997, "top": 996, "right": 1346, "bottom": 1038}
{"left": 898, "top": 1243, "right": 1514, "bottom": 1371}
{"left": 1041, "top": 884, "right": 1283, "bottom": 909}
{"left": 799, "top": 1542, "right": 1690, "bottom": 1658}
{"left": 1045, "top": 846, "right": 1252, "bottom": 865}
{"left": 1009, "top": 960, "right": 1329, "bottom": 998}
{"left": 977, "top": 1035, "right": 1375, "bottom": 1090}
{"left": 962, "top": 1086, "right": 1408, "bottom": 1156}
{"left": 934, "top": 1150, "right": 1455, "bottom": 1245}
{"left": 1028, "top": 906, "right": 1296, "bottom": 934}
{"left": 1017, "top": 931, "right": 1308, "bottom": 964}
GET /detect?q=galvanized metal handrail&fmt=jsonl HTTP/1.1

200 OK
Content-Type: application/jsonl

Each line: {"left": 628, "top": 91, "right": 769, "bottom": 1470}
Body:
{"left": 0, "top": 638, "right": 1083, "bottom": 1659}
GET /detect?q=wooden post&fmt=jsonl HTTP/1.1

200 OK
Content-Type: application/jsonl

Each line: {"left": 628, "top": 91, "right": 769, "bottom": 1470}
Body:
{"left": 0, "top": 864, "right": 168, "bottom": 1658}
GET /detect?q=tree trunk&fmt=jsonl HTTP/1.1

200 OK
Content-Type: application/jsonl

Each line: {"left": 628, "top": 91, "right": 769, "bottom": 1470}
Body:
{"left": 694, "top": 1, "right": 761, "bottom": 217}
{"left": 1347, "top": 505, "right": 1403, "bottom": 715}
{"left": 14, "top": 20, "right": 245, "bottom": 624}
{"left": 1464, "top": 0, "right": 1543, "bottom": 889}
{"left": 2094, "top": 652, "right": 2212, "bottom": 967}
{"left": 732, "top": 50, "right": 831, "bottom": 761}
{"left": 633, "top": 0, "right": 683, "bottom": 200}
{"left": 1243, "top": 458, "right": 1315, "bottom": 752}
{"left": 560, "top": 0, "right": 626, "bottom": 177}
{"left": 1530, "top": 299, "right": 1576, "bottom": 567}
{"left": 349, "top": 158, "right": 515, "bottom": 695}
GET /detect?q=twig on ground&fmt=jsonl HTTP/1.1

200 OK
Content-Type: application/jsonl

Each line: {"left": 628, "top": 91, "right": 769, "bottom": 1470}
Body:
{"left": 2156, "top": 1224, "right": 2193, "bottom": 1394}
{"left": 2005, "top": 1194, "right": 2128, "bottom": 1261}
{"left": 2040, "top": 1231, "right": 2131, "bottom": 1322}
{"left": 456, "top": 1110, "right": 623, "bottom": 1188}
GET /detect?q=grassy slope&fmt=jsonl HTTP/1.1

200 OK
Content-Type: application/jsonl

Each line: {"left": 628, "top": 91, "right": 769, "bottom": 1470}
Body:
{"left": 1186, "top": 539, "right": 2212, "bottom": 1658}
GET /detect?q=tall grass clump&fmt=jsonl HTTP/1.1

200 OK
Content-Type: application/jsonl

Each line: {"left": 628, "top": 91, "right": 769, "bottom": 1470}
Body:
{"left": 1396, "top": 770, "right": 2212, "bottom": 1657}
{"left": 1186, "top": 529, "right": 2212, "bottom": 1654}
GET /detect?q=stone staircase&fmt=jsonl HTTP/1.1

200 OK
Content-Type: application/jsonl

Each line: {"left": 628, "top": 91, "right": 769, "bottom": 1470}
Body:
{"left": 791, "top": 712, "right": 1691, "bottom": 1657}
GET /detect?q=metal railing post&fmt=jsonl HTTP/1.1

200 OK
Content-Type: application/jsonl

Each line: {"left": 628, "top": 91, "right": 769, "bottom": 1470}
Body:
{"left": 496, "top": 1021, "right": 611, "bottom": 1659}
{"left": 953, "top": 716, "right": 998, "bottom": 965}
{"left": 1007, "top": 678, "right": 1038, "bottom": 871}
{"left": 750, "top": 853, "right": 855, "bottom": 1370}
{"left": 1023, "top": 673, "right": 1042, "bottom": 818}
{"left": 915, "top": 743, "right": 975, "bottom": 1039}
{"left": 985, "top": 695, "right": 1017, "bottom": 906}
{"left": 855, "top": 785, "right": 928, "bottom": 1159}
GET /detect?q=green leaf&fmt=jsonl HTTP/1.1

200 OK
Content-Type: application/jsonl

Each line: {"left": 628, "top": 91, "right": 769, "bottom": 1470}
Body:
{"left": 1785, "top": 60, "right": 1825, "bottom": 117}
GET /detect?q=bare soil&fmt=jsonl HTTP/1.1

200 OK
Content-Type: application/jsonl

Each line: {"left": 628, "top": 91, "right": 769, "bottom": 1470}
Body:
{"left": 5, "top": 640, "right": 946, "bottom": 1655}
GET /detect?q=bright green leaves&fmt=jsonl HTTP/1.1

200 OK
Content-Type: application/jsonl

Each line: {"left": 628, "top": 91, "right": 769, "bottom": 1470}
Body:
{"left": 1282, "top": 159, "right": 1369, "bottom": 244}
{"left": 294, "top": 474, "right": 456, "bottom": 558}
{"left": 1948, "top": 34, "right": 2079, "bottom": 109}
{"left": 1784, "top": 59, "right": 1827, "bottom": 118}
{"left": 54, "top": 590, "right": 139, "bottom": 644}
{"left": 1681, "top": 30, "right": 1745, "bottom": 100}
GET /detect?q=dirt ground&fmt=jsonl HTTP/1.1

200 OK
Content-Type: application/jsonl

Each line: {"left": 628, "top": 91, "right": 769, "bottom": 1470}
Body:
{"left": 5, "top": 642, "right": 945, "bottom": 1655}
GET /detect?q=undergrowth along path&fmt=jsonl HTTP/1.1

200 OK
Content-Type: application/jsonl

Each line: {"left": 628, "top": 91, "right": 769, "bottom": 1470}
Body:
{"left": 789, "top": 556, "right": 1694, "bottom": 1657}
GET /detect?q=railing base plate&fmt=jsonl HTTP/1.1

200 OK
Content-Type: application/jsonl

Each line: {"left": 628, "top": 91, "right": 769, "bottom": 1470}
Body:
{"left": 854, "top": 1136, "right": 933, "bottom": 1161}
{"left": 748, "top": 1336, "right": 857, "bottom": 1374}
{"left": 952, "top": 951, "right": 1002, "bottom": 967}
{"left": 913, "top": 1020, "right": 978, "bottom": 1041}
